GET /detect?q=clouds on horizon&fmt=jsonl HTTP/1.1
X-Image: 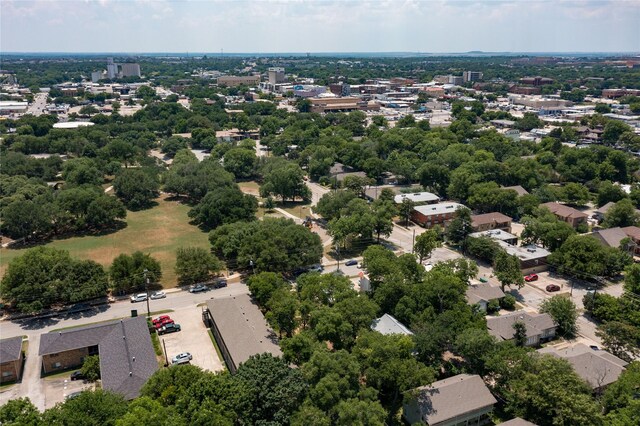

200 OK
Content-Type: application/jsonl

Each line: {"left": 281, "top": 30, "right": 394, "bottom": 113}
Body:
{"left": 2, "top": 0, "right": 639, "bottom": 53}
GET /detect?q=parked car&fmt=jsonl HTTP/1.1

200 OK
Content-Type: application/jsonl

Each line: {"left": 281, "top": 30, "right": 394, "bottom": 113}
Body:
{"left": 130, "top": 293, "right": 148, "bottom": 303}
{"left": 154, "top": 318, "right": 174, "bottom": 329}
{"left": 524, "top": 274, "right": 539, "bottom": 282}
{"left": 158, "top": 323, "right": 181, "bottom": 335}
{"left": 308, "top": 264, "right": 323, "bottom": 273}
{"left": 70, "top": 371, "right": 85, "bottom": 381}
{"left": 189, "top": 284, "right": 207, "bottom": 293}
{"left": 212, "top": 280, "right": 228, "bottom": 289}
{"left": 589, "top": 345, "right": 600, "bottom": 351}
{"left": 65, "top": 391, "right": 83, "bottom": 400}
{"left": 546, "top": 284, "right": 560, "bottom": 292}
{"left": 150, "top": 291, "right": 166, "bottom": 300}
{"left": 152, "top": 315, "right": 172, "bottom": 326}
{"left": 345, "top": 260, "right": 358, "bottom": 267}
{"left": 172, "top": 352, "right": 193, "bottom": 365}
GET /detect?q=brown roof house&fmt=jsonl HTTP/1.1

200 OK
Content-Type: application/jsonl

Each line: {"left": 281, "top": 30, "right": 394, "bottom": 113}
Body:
{"left": 466, "top": 284, "right": 506, "bottom": 312}
{"left": 538, "top": 343, "right": 628, "bottom": 391}
{"left": 38, "top": 317, "right": 158, "bottom": 399}
{"left": 471, "top": 212, "right": 512, "bottom": 233}
{"left": 541, "top": 202, "right": 588, "bottom": 229}
{"left": 403, "top": 374, "right": 497, "bottom": 426}
{"left": 204, "top": 294, "right": 282, "bottom": 373}
{"left": 487, "top": 311, "right": 556, "bottom": 347}
{"left": 591, "top": 227, "right": 638, "bottom": 254}
{"left": 0, "top": 336, "right": 24, "bottom": 384}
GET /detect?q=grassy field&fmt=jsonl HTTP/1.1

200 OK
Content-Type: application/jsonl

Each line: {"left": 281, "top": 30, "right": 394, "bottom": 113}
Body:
{"left": 0, "top": 195, "right": 210, "bottom": 288}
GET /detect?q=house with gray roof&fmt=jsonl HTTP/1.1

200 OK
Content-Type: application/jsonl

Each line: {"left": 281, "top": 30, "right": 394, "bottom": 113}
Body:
{"left": 466, "top": 284, "right": 506, "bottom": 312}
{"left": 205, "top": 294, "right": 282, "bottom": 373}
{"left": 591, "top": 227, "right": 636, "bottom": 254}
{"left": 0, "top": 336, "right": 23, "bottom": 383}
{"left": 403, "top": 374, "right": 497, "bottom": 426}
{"left": 538, "top": 343, "right": 628, "bottom": 390}
{"left": 371, "top": 314, "right": 413, "bottom": 336}
{"left": 502, "top": 185, "right": 529, "bottom": 197}
{"left": 38, "top": 316, "right": 158, "bottom": 399}
{"left": 487, "top": 311, "right": 556, "bottom": 347}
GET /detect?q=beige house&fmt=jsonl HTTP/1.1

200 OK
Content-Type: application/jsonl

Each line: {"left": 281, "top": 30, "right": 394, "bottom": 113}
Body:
{"left": 471, "top": 212, "right": 512, "bottom": 232}
{"left": 541, "top": 202, "right": 588, "bottom": 229}
{"left": 404, "top": 374, "right": 497, "bottom": 426}
{"left": 0, "top": 336, "right": 23, "bottom": 384}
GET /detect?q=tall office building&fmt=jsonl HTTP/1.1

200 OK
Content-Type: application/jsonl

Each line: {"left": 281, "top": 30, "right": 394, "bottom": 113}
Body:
{"left": 463, "top": 71, "right": 483, "bottom": 83}
{"left": 121, "top": 63, "right": 141, "bottom": 78}
{"left": 268, "top": 67, "right": 286, "bottom": 85}
{"left": 106, "top": 57, "right": 118, "bottom": 79}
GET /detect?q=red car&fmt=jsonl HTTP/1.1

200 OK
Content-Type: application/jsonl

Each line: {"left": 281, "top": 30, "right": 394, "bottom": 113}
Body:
{"left": 152, "top": 315, "right": 173, "bottom": 328}
{"left": 524, "top": 274, "right": 539, "bottom": 282}
{"left": 546, "top": 284, "right": 560, "bottom": 292}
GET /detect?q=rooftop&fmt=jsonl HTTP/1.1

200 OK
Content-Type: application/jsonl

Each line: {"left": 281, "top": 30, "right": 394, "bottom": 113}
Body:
{"left": 538, "top": 343, "right": 627, "bottom": 389}
{"left": 394, "top": 192, "right": 440, "bottom": 204}
{"left": 0, "top": 336, "right": 23, "bottom": 364}
{"left": 502, "top": 185, "right": 530, "bottom": 196}
{"left": 541, "top": 202, "right": 588, "bottom": 220}
{"left": 52, "top": 122, "right": 95, "bottom": 129}
{"left": 371, "top": 313, "right": 413, "bottom": 336}
{"left": 469, "top": 229, "right": 518, "bottom": 242}
{"left": 471, "top": 212, "right": 512, "bottom": 228}
{"left": 413, "top": 202, "right": 466, "bottom": 216}
{"left": 406, "top": 374, "right": 497, "bottom": 425}
{"left": 206, "top": 294, "right": 282, "bottom": 371}
{"left": 466, "top": 284, "right": 506, "bottom": 305}
{"left": 487, "top": 310, "right": 556, "bottom": 341}
{"left": 39, "top": 317, "right": 158, "bottom": 399}
{"left": 591, "top": 227, "right": 631, "bottom": 249}
{"left": 497, "top": 241, "right": 551, "bottom": 262}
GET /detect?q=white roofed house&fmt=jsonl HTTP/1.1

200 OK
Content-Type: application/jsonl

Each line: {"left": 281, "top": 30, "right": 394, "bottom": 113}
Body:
{"left": 371, "top": 314, "right": 413, "bottom": 336}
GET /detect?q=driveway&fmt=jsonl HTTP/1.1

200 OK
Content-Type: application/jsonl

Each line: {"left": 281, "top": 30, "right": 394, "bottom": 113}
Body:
{"left": 158, "top": 305, "right": 224, "bottom": 372}
{"left": 44, "top": 374, "right": 95, "bottom": 409}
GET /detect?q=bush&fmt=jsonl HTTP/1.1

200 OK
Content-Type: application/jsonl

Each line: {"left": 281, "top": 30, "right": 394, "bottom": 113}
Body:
{"left": 501, "top": 294, "right": 516, "bottom": 310}
{"left": 487, "top": 299, "right": 500, "bottom": 313}
{"left": 81, "top": 355, "right": 101, "bottom": 382}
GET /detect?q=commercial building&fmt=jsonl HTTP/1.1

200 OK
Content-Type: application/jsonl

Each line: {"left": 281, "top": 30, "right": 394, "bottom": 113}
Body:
{"left": 498, "top": 241, "right": 551, "bottom": 273}
{"left": 38, "top": 317, "right": 158, "bottom": 399}
{"left": 403, "top": 374, "right": 497, "bottom": 426}
{"left": 463, "top": 71, "right": 483, "bottom": 82}
{"left": 469, "top": 229, "right": 518, "bottom": 246}
{"left": 371, "top": 314, "right": 413, "bottom": 336}
{"left": 0, "top": 101, "right": 28, "bottom": 115}
{"left": 411, "top": 203, "right": 465, "bottom": 228}
{"left": 471, "top": 212, "right": 512, "bottom": 233}
{"left": 217, "top": 75, "right": 261, "bottom": 87}
{"left": 309, "top": 96, "right": 378, "bottom": 113}
{"left": 268, "top": 67, "right": 286, "bottom": 85}
{"left": 120, "top": 63, "right": 141, "bottom": 78}
{"left": 541, "top": 202, "right": 588, "bottom": 228}
{"left": 0, "top": 336, "right": 23, "bottom": 384}
{"left": 394, "top": 192, "right": 440, "bottom": 206}
{"left": 204, "top": 294, "right": 282, "bottom": 374}
{"left": 538, "top": 343, "right": 627, "bottom": 390}
{"left": 520, "top": 76, "right": 554, "bottom": 86}
{"left": 329, "top": 82, "right": 351, "bottom": 97}
{"left": 487, "top": 311, "right": 556, "bottom": 347}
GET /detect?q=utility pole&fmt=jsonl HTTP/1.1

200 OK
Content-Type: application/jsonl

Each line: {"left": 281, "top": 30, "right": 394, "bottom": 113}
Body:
{"left": 144, "top": 269, "right": 150, "bottom": 319}
{"left": 412, "top": 229, "right": 416, "bottom": 254}
{"left": 336, "top": 244, "right": 340, "bottom": 271}
{"left": 162, "top": 338, "right": 169, "bottom": 367}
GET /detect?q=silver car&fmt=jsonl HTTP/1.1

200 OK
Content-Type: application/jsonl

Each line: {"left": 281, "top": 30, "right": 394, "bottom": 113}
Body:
{"left": 130, "top": 293, "right": 147, "bottom": 303}
{"left": 150, "top": 291, "right": 166, "bottom": 300}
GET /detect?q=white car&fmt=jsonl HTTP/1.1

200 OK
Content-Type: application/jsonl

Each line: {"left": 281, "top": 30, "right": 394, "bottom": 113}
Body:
{"left": 150, "top": 291, "right": 166, "bottom": 300}
{"left": 130, "top": 293, "right": 148, "bottom": 303}
{"left": 172, "top": 352, "right": 193, "bottom": 365}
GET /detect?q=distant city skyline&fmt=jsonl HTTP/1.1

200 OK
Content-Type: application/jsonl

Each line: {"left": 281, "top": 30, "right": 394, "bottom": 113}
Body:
{"left": 2, "top": 0, "right": 639, "bottom": 54}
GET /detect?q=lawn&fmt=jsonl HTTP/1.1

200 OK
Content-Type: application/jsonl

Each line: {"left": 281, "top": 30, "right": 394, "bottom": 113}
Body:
{"left": 0, "top": 195, "right": 210, "bottom": 288}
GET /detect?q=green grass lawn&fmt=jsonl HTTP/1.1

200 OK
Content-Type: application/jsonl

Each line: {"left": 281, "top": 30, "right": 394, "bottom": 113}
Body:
{"left": 0, "top": 196, "right": 210, "bottom": 288}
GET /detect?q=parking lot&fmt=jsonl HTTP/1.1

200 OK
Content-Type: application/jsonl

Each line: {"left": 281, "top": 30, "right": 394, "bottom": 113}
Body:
{"left": 44, "top": 373, "right": 95, "bottom": 407}
{"left": 156, "top": 307, "right": 224, "bottom": 372}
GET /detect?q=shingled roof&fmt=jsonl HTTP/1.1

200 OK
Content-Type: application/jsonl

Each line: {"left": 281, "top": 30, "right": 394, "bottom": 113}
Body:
{"left": 0, "top": 336, "right": 23, "bottom": 364}
{"left": 371, "top": 314, "right": 413, "bottom": 336}
{"left": 487, "top": 311, "right": 556, "bottom": 340}
{"left": 39, "top": 317, "right": 158, "bottom": 399}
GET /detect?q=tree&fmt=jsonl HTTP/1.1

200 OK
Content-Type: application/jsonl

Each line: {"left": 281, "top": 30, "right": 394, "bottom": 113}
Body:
{"left": 464, "top": 236, "right": 500, "bottom": 263}
{"left": 398, "top": 198, "right": 415, "bottom": 226}
{"left": 234, "top": 353, "right": 307, "bottom": 425}
{"left": 597, "top": 180, "right": 627, "bottom": 207}
{"left": 521, "top": 207, "right": 576, "bottom": 251}
{"left": 42, "top": 390, "right": 128, "bottom": 426}
{"left": 0, "top": 198, "right": 51, "bottom": 240}
{"left": 247, "top": 272, "right": 288, "bottom": 307}
{"left": 175, "top": 247, "right": 222, "bottom": 286}
{"left": 0, "top": 247, "right": 109, "bottom": 313}
{"left": 188, "top": 186, "right": 257, "bottom": 229}
{"left": 596, "top": 321, "right": 640, "bottom": 363}
{"left": 453, "top": 328, "right": 497, "bottom": 375}
{"left": 110, "top": 251, "right": 162, "bottom": 294}
{"left": 266, "top": 288, "right": 299, "bottom": 338}
{"left": 113, "top": 168, "right": 159, "bottom": 210}
{"left": 334, "top": 398, "right": 387, "bottom": 426}
{"left": 540, "top": 295, "right": 578, "bottom": 338}
{"left": 81, "top": 355, "right": 101, "bottom": 382}
{"left": 223, "top": 148, "right": 256, "bottom": 179}
{"left": 603, "top": 198, "right": 640, "bottom": 228}
{"left": 446, "top": 207, "right": 472, "bottom": 244}
{"left": 414, "top": 227, "right": 442, "bottom": 263}
{"left": 260, "top": 162, "right": 310, "bottom": 202}
{"left": 559, "top": 182, "right": 591, "bottom": 207}
{"left": 549, "top": 235, "right": 632, "bottom": 280}
{"left": 0, "top": 398, "right": 42, "bottom": 425}
{"left": 513, "top": 321, "right": 527, "bottom": 347}
{"left": 371, "top": 199, "right": 395, "bottom": 243}
{"left": 161, "top": 137, "right": 188, "bottom": 158}
{"left": 602, "top": 361, "right": 640, "bottom": 422}
{"left": 315, "top": 190, "right": 358, "bottom": 221}
{"left": 624, "top": 263, "right": 640, "bottom": 296}
{"left": 603, "top": 120, "right": 631, "bottom": 145}
{"left": 493, "top": 249, "right": 524, "bottom": 293}
{"left": 62, "top": 158, "right": 103, "bottom": 186}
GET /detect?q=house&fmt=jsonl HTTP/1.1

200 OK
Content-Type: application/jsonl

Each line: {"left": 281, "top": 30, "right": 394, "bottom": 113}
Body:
{"left": 394, "top": 192, "right": 440, "bottom": 206}
{"left": 538, "top": 343, "right": 627, "bottom": 390}
{"left": 466, "top": 284, "right": 506, "bottom": 312}
{"left": 0, "top": 336, "right": 23, "bottom": 384}
{"left": 371, "top": 314, "right": 413, "bottom": 336}
{"left": 471, "top": 212, "right": 512, "bottom": 233}
{"left": 403, "top": 374, "right": 497, "bottom": 426}
{"left": 411, "top": 203, "right": 465, "bottom": 228}
{"left": 469, "top": 229, "right": 518, "bottom": 246}
{"left": 38, "top": 317, "right": 158, "bottom": 399}
{"left": 328, "top": 162, "right": 368, "bottom": 183}
{"left": 487, "top": 311, "right": 556, "bottom": 347}
{"left": 591, "top": 227, "right": 636, "bottom": 254}
{"left": 621, "top": 226, "right": 640, "bottom": 256}
{"left": 541, "top": 202, "right": 588, "bottom": 228}
{"left": 204, "top": 294, "right": 282, "bottom": 374}
{"left": 502, "top": 185, "right": 529, "bottom": 196}
{"left": 593, "top": 202, "right": 616, "bottom": 222}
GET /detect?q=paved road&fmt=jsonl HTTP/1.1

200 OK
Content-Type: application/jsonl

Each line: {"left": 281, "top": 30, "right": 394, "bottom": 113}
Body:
{"left": 27, "top": 92, "right": 48, "bottom": 116}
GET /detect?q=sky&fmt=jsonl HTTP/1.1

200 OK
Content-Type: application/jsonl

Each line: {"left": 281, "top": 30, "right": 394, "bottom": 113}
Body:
{"left": 2, "top": 0, "right": 640, "bottom": 53}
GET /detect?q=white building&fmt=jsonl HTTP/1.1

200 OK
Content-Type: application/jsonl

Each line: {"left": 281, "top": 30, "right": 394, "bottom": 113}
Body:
{"left": 268, "top": 67, "right": 286, "bottom": 85}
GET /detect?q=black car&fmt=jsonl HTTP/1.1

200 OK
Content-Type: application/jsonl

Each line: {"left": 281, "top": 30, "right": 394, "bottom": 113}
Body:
{"left": 345, "top": 260, "right": 358, "bottom": 266}
{"left": 158, "top": 323, "right": 181, "bottom": 335}
{"left": 212, "top": 280, "right": 228, "bottom": 289}
{"left": 70, "top": 370, "right": 85, "bottom": 381}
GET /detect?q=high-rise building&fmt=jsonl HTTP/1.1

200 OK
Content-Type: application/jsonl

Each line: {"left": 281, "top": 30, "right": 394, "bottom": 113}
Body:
{"left": 448, "top": 75, "right": 464, "bottom": 85}
{"left": 120, "top": 63, "right": 141, "bottom": 78}
{"left": 463, "top": 71, "right": 483, "bottom": 83}
{"left": 268, "top": 67, "right": 286, "bottom": 84}
{"left": 91, "top": 71, "right": 104, "bottom": 83}
{"left": 106, "top": 57, "right": 118, "bottom": 79}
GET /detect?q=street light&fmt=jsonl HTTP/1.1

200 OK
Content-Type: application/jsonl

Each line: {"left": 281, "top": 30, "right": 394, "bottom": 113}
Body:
{"left": 143, "top": 268, "right": 150, "bottom": 319}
